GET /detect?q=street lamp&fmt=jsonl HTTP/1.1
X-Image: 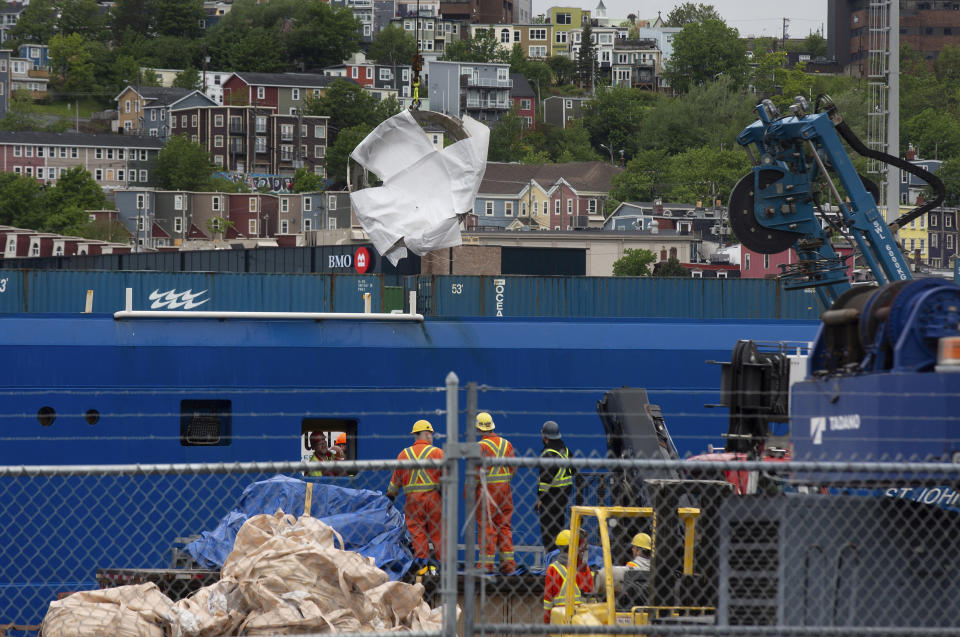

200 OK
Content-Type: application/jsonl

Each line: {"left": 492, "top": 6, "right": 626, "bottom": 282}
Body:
{"left": 599, "top": 142, "right": 623, "bottom": 166}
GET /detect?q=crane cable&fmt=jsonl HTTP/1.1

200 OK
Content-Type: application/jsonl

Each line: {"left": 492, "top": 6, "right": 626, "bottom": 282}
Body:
{"left": 410, "top": 0, "right": 423, "bottom": 110}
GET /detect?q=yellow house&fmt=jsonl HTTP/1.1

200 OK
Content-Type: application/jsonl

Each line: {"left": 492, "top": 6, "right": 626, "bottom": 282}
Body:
{"left": 897, "top": 204, "right": 929, "bottom": 264}
{"left": 547, "top": 6, "right": 590, "bottom": 57}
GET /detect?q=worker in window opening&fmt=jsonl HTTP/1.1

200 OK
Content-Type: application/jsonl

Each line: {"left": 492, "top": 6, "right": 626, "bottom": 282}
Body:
{"left": 307, "top": 432, "right": 344, "bottom": 477}
{"left": 536, "top": 420, "right": 575, "bottom": 554}
{"left": 474, "top": 411, "right": 517, "bottom": 575}
{"left": 387, "top": 419, "right": 445, "bottom": 570}
{"left": 626, "top": 533, "right": 652, "bottom": 570}
{"left": 542, "top": 529, "right": 593, "bottom": 623}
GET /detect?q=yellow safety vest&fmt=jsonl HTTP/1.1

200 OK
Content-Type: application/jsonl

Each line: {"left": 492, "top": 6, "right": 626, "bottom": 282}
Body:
{"left": 480, "top": 436, "right": 513, "bottom": 484}
{"left": 543, "top": 562, "right": 582, "bottom": 612}
{"left": 401, "top": 444, "right": 440, "bottom": 494}
{"left": 539, "top": 447, "right": 573, "bottom": 492}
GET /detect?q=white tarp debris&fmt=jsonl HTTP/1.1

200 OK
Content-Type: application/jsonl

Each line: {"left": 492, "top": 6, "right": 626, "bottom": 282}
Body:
{"left": 350, "top": 110, "right": 490, "bottom": 265}
{"left": 42, "top": 511, "right": 454, "bottom": 636}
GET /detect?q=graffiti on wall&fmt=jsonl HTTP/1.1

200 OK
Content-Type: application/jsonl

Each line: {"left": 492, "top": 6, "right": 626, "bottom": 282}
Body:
{"left": 214, "top": 172, "right": 294, "bottom": 193}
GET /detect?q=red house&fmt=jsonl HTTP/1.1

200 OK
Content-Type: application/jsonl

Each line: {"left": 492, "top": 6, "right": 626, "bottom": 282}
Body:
{"left": 740, "top": 245, "right": 856, "bottom": 280}
{"left": 510, "top": 73, "right": 536, "bottom": 129}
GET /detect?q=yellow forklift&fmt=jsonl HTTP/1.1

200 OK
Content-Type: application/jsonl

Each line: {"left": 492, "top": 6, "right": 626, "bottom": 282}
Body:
{"left": 549, "top": 479, "right": 732, "bottom": 629}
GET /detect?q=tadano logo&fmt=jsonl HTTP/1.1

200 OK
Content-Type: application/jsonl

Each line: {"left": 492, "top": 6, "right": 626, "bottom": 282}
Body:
{"left": 148, "top": 288, "right": 210, "bottom": 310}
{"left": 810, "top": 414, "right": 861, "bottom": 445}
{"left": 810, "top": 417, "right": 826, "bottom": 445}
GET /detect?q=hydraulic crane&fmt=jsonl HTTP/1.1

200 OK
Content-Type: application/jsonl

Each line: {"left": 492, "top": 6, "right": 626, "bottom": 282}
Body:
{"left": 729, "top": 95, "right": 944, "bottom": 309}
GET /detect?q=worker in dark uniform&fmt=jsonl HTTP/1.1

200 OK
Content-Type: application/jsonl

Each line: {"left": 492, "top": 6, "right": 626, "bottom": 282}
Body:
{"left": 536, "top": 420, "right": 574, "bottom": 554}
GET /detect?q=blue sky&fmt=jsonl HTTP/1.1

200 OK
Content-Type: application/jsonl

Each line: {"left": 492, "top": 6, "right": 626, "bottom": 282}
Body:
{"left": 531, "top": 0, "right": 829, "bottom": 39}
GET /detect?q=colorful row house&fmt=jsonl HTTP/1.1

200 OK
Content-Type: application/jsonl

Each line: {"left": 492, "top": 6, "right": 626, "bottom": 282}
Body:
{"left": 113, "top": 189, "right": 355, "bottom": 250}
{"left": 0, "top": 131, "right": 162, "bottom": 191}
{"left": 470, "top": 161, "right": 621, "bottom": 230}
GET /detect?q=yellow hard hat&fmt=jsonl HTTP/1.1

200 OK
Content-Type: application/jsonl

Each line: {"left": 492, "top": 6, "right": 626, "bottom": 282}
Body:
{"left": 476, "top": 412, "right": 495, "bottom": 431}
{"left": 555, "top": 529, "right": 571, "bottom": 547}
{"left": 411, "top": 419, "right": 434, "bottom": 434}
{"left": 632, "top": 532, "right": 652, "bottom": 551}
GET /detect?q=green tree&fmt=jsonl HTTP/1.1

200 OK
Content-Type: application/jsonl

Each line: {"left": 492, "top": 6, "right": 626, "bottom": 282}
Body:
{"left": 803, "top": 32, "right": 827, "bottom": 58}
{"left": 932, "top": 157, "right": 960, "bottom": 206}
{"left": 0, "top": 90, "right": 44, "bottom": 131}
{"left": 205, "top": 215, "right": 235, "bottom": 240}
{"left": 369, "top": 24, "right": 417, "bottom": 66}
{"left": 581, "top": 86, "right": 653, "bottom": 159}
{"left": 654, "top": 256, "right": 689, "bottom": 277}
{"left": 40, "top": 166, "right": 108, "bottom": 234}
{"left": 82, "top": 217, "right": 131, "bottom": 242}
{"left": 612, "top": 248, "right": 656, "bottom": 276}
{"left": 900, "top": 44, "right": 941, "bottom": 119}
{"left": 304, "top": 79, "right": 383, "bottom": 144}
{"left": 608, "top": 149, "right": 671, "bottom": 203}
{"left": 664, "top": 2, "right": 722, "bottom": 26}
{"left": 155, "top": 0, "right": 204, "bottom": 38}
{"left": 663, "top": 19, "right": 748, "bottom": 93}
{"left": 49, "top": 33, "right": 98, "bottom": 97}
{"left": 155, "top": 135, "right": 216, "bottom": 190}
{"left": 541, "top": 123, "right": 599, "bottom": 163}
{"left": 664, "top": 145, "right": 751, "bottom": 205}
{"left": 57, "top": 0, "right": 107, "bottom": 40}
{"left": 280, "top": 1, "right": 363, "bottom": 70}
{"left": 636, "top": 78, "right": 756, "bottom": 155}
{"left": 173, "top": 66, "right": 202, "bottom": 90}
{"left": 576, "top": 20, "right": 598, "bottom": 91}
{"left": 203, "top": 0, "right": 360, "bottom": 72}
{"left": 110, "top": 0, "right": 155, "bottom": 41}
{"left": 933, "top": 43, "right": 960, "bottom": 87}
{"left": 143, "top": 35, "right": 204, "bottom": 71}
{"left": 750, "top": 48, "right": 787, "bottom": 97}
{"left": 8, "top": 0, "right": 56, "bottom": 44}
{"left": 0, "top": 173, "right": 44, "bottom": 228}
{"left": 327, "top": 123, "right": 372, "bottom": 187}
{"left": 293, "top": 166, "right": 325, "bottom": 193}
{"left": 487, "top": 111, "right": 530, "bottom": 162}
{"left": 547, "top": 55, "right": 577, "bottom": 87}
{"left": 441, "top": 29, "right": 508, "bottom": 63}
{"left": 902, "top": 108, "right": 960, "bottom": 160}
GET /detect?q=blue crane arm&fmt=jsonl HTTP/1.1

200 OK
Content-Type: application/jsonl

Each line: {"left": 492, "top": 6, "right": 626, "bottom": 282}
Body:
{"left": 732, "top": 98, "right": 912, "bottom": 307}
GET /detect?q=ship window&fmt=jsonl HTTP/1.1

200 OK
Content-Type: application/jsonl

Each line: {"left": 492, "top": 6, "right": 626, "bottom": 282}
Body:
{"left": 37, "top": 406, "right": 56, "bottom": 426}
{"left": 302, "top": 418, "right": 358, "bottom": 475}
{"left": 85, "top": 409, "right": 100, "bottom": 425}
{"left": 180, "top": 399, "right": 231, "bottom": 446}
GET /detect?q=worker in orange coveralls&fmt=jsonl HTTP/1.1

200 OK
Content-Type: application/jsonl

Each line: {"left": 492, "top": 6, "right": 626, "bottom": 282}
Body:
{"left": 542, "top": 529, "right": 594, "bottom": 623}
{"left": 387, "top": 419, "right": 445, "bottom": 568}
{"left": 474, "top": 411, "right": 517, "bottom": 574}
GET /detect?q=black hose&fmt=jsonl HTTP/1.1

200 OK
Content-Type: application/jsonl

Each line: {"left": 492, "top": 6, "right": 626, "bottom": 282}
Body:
{"left": 814, "top": 95, "right": 945, "bottom": 231}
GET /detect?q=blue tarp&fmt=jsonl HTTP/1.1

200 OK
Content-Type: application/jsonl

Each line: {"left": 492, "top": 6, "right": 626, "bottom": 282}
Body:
{"left": 185, "top": 476, "right": 413, "bottom": 580}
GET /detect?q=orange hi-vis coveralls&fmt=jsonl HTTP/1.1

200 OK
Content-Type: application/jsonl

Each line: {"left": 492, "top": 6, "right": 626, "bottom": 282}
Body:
{"left": 542, "top": 560, "right": 594, "bottom": 623}
{"left": 389, "top": 440, "right": 445, "bottom": 561}
{"left": 477, "top": 433, "right": 516, "bottom": 571}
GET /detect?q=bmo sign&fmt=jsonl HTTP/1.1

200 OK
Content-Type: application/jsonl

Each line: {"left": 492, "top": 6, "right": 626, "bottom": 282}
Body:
{"left": 327, "top": 247, "right": 374, "bottom": 273}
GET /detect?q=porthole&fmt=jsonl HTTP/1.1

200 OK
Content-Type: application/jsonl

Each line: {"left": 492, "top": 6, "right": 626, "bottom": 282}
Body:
{"left": 85, "top": 409, "right": 100, "bottom": 425}
{"left": 37, "top": 406, "right": 56, "bottom": 427}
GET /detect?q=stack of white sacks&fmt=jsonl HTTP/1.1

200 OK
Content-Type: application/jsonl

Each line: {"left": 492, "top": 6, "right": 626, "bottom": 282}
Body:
{"left": 42, "top": 511, "right": 451, "bottom": 636}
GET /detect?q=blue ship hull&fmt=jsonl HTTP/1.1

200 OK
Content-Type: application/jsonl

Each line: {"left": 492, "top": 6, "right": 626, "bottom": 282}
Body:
{"left": 0, "top": 312, "right": 818, "bottom": 627}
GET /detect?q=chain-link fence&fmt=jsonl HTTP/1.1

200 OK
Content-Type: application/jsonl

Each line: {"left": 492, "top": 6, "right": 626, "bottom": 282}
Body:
{"left": 3, "top": 377, "right": 960, "bottom": 635}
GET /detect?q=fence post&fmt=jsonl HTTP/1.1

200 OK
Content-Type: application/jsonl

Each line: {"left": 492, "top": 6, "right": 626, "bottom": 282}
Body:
{"left": 442, "top": 371, "right": 460, "bottom": 636}
{"left": 463, "top": 382, "right": 478, "bottom": 637}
